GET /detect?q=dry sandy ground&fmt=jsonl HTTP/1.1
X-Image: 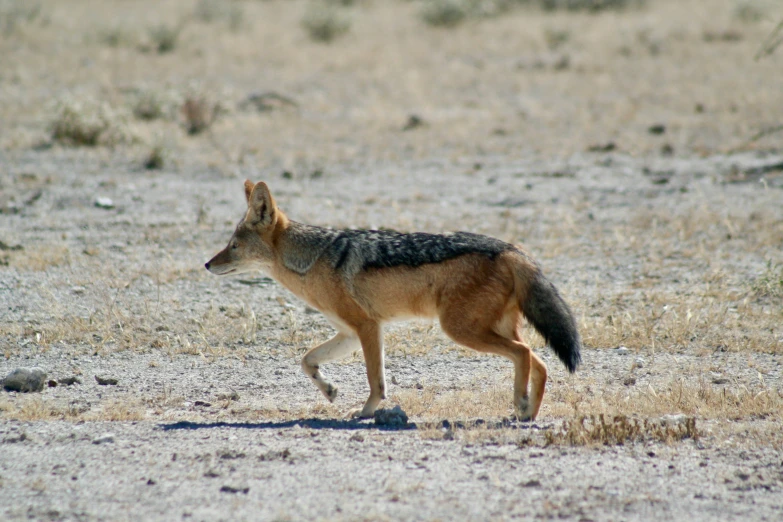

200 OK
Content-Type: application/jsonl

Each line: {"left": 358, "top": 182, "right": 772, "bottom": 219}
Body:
{"left": 1, "top": 0, "right": 783, "bottom": 521}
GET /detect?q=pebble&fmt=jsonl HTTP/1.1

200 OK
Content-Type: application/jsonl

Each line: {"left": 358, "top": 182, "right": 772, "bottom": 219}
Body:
{"left": 220, "top": 485, "right": 249, "bottom": 494}
{"left": 2, "top": 368, "right": 47, "bottom": 393}
{"left": 635, "top": 357, "right": 644, "bottom": 368}
{"left": 616, "top": 346, "right": 629, "bottom": 355}
{"left": 92, "top": 433, "right": 115, "bottom": 445}
{"left": 94, "top": 197, "right": 114, "bottom": 209}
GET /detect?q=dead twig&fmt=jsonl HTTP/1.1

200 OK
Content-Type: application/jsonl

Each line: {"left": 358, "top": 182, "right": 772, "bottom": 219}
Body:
{"left": 754, "top": 19, "right": 783, "bottom": 61}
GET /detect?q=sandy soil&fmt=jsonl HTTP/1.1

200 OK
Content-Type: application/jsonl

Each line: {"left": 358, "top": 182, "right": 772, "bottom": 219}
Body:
{"left": 1, "top": 1, "right": 782, "bottom": 520}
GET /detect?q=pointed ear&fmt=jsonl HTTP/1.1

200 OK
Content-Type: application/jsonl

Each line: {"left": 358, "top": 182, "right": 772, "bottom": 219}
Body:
{"left": 247, "top": 181, "right": 277, "bottom": 227}
{"left": 243, "top": 180, "right": 255, "bottom": 203}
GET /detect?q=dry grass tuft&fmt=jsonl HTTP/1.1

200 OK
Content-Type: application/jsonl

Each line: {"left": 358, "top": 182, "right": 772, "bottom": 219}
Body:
{"left": 733, "top": 1, "right": 766, "bottom": 23}
{"left": 194, "top": 0, "right": 244, "bottom": 29}
{"left": 143, "top": 143, "right": 168, "bottom": 170}
{"left": 544, "top": 414, "right": 698, "bottom": 446}
{"left": 50, "top": 99, "right": 133, "bottom": 147}
{"left": 5, "top": 244, "right": 70, "bottom": 271}
{"left": 420, "top": 0, "right": 526, "bottom": 28}
{"left": 181, "top": 96, "right": 216, "bottom": 135}
{"left": 546, "top": 377, "right": 783, "bottom": 422}
{"left": 751, "top": 261, "right": 783, "bottom": 298}
{"left": 420, "top": 0, "right": 469, "bottom": 28}
{"left": 302, "top": 3, "right": 351, "bottom": 43}
{"left": 0, "top": 396, "right": 77, "bottom": 421}
{"left": 132, "top": 89, "right": 179, "bottom": 121}
{"left": 0, "top": 395, "right": 145, "bottom": 422}
{"left": 0, "top": 0, "right": 43, "bottom": 35}
{"left": 86, "top": 399, "right": 146, "bottom": 421}
{"left": 540, "top": 0, "right": 645, "bottom": 12}
{"left": 97, "top": 25, "right": 136, "bottom": 48}
{"left": 147, "top": 23, "right": 182, "bottom": 54}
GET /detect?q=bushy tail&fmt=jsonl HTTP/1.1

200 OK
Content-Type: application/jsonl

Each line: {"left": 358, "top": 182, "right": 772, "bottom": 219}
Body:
{"left": 516, "top": 261, "right": 581, "bottom": 373}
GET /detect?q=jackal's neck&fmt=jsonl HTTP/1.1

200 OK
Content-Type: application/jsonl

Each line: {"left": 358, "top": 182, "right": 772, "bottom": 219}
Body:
{"left": 275, "top": 219, "right": 340, "bottom": 276}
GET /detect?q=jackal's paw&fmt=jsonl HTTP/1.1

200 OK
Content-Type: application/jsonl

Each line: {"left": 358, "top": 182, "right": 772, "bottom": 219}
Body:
{"left": 324, "top": 384, "right": 338, "bottom": 402}
{"left": 346, "top": 408, "right": 375, "bottom": 420}
{"left": 514, "top": 398, "right": 534, "bottom": 422}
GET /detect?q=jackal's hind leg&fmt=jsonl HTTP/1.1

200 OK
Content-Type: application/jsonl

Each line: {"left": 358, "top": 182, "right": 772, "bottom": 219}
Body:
{"left": 440, "top": 314, "right": 536, "bottom": 420}
{"left": 527, "top": 351, "right": 548, "bottom": 420}
{"left": 301, "top": 333, "right": 359, "bottom": 402}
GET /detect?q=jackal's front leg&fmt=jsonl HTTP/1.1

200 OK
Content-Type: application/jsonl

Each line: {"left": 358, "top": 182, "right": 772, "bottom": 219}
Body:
{"left": 350, "top": 322, "right": 386, "bottom": 419}
{"left": 301, "top": 333, "right": 359, "bottom": 402}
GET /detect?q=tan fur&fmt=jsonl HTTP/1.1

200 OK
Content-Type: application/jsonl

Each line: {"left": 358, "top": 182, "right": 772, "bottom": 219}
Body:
{"left": 206, "top": 181, "right": 571, "bottom": 420}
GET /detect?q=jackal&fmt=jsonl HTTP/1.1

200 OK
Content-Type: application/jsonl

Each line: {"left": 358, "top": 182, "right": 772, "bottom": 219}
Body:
{"left": 206, "top": 181, "right": 581, "bottom": 420}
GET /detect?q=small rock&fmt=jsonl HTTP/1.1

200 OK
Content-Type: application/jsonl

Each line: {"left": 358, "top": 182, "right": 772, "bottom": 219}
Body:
{"left": 94, "top": 197, "right": 114, "bottom": 209}
{"left": 48, "top": 380, "right": 58, "bottom": 388}
{"left": 194, "top": 400, "right": 211, "bottom": 407}
{"left": 521, "top": 479, "right": 541, "bottom": 488}
{"left": 587, "top": 142, "right": 616, "bottom": 153}
{"left": 3, "top": 432, "right": 28, "bottom": 443}
{"left": 374, "top": 405, "right": 409, "bottom": 428}
{"left": 220, "top": 485, "right": 249, "bottom": 494}
{"left": 712, "top": 377, "right": 729, "bottom": 385}
{"left": 415, "top": 382, "right": 424, "bottom": 390}
{"left": 218, "top": 449, "right": 246, "bottom": 460}
{"left": 616, "top": 346, "right": 629, "bottom": 355}
{"left": 623, "top": 376, "right": 636, "bottom": 386}
{"left": 2, "top": 368, "right": 47, "bottom": 393}
{"left": 92, "top": 433, "right": 115, "bottom": 445}
{"left": 349, "top": 432, "right": 365, "bottom": 443}
{"left": 95, "top": 375, "right": 118, "bottom": 386}
{"left": 59, "top": 376, "right": 81, "bottom": 386}
{"left": 635, "top": 357, "right": 644, "bottom": 369}
{"left": 648, "top": 124, "right": 666, "bottom": 135}
{"left": 258, "top": 448, "right": 291, "bottom": 462}
{"left": 204, "top": 469, "right": 221, "bottom": 478}
{"left": 239, "top": 91, "right": 298, "bottom": 113}
{"left": 402, "top": 114, "right": 425, "bottom": 131}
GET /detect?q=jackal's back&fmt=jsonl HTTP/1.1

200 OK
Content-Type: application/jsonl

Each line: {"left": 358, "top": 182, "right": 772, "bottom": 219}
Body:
{"left": 329, "top": 229, "right": 513, "bottom": 271}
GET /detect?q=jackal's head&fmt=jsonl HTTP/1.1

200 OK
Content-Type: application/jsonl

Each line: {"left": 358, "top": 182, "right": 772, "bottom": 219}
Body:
{"left": 205, "top": 180, "right": 283, "bottom": 276}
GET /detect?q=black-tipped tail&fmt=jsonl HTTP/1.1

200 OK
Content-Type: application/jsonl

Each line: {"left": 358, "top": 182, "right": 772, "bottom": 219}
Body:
{"left": 520, "top": 271, "right": 581, "bottom": 372}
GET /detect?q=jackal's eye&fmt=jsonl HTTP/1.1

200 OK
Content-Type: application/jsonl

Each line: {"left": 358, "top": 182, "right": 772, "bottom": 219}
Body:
{"left": 231, "top": 242, "right": 238, "bottom": 250}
